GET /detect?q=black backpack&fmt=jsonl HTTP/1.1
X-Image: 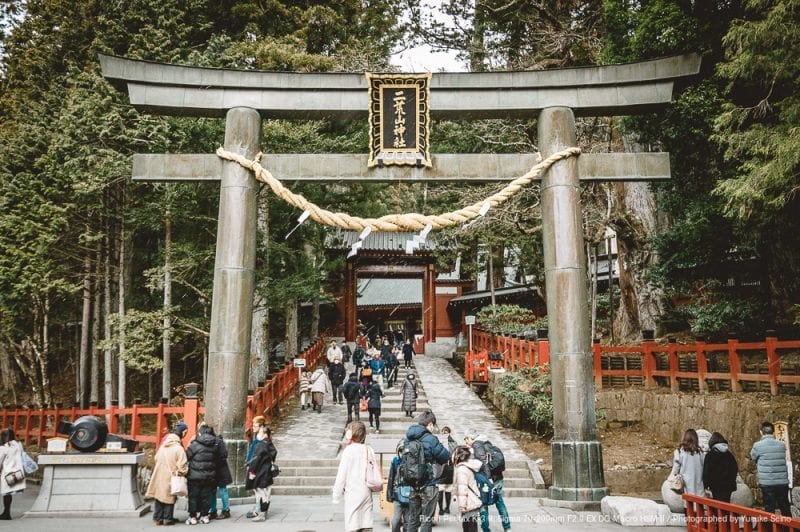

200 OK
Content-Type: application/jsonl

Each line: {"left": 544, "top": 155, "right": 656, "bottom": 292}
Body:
{"left": 398, "top": 438, "right": 429, "bottom": 488}
{"left": 343, "top": 381, "right": 360, "bottom": 402}
{"left": 485, "top": 442, "right": 506, "bottom": 476}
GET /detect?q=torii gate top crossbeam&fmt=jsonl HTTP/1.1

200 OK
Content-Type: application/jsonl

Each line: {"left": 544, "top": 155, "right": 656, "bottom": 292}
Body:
{"left": 99, "top": 53, "right": 700, "bottom": 120}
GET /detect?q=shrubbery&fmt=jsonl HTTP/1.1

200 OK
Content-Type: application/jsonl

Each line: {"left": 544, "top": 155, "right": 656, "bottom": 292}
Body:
{"left": 494, "top": 365, "right": 553, "bottom": 436}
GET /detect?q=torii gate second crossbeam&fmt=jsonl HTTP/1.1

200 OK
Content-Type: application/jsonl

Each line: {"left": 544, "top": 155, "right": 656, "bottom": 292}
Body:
{"left": 101, "top": 52, "right": 700, "bottom": 504}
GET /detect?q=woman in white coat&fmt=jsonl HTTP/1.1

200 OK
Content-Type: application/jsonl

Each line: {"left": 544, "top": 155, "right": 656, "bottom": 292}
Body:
{"left": 0, "top": 428, "right": 26, "bottom": 520}
{"left": 332, "top": 421, "right": 374, "bottom": 531}
{"left": 671, "top": 428, "right": 705, "bottom": 513}
{"left": 310, "top": 365, "right": 333, "bottom": 413}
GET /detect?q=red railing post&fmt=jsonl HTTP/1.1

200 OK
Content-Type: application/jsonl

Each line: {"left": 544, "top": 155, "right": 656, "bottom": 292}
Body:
{"left": 538, "top": 337, "right": 550, "bottom": 366}
{"left": 727, "top": 334, "right": 743, "bottom": 392}
{"left": 155, "top": 398, "right": 167, "bottom": 444}
{"left": 37, "top": 404, "right": 46, "bottom": 446}
{"left": 642, "top": 330, "right": 656, "bottom": 387}
{"left": 695, "top": 338, "right": 708, "bottom": 393}
{"left": 667, "top": 336, "right": 679, "bottom": 392}
{"left": 131, "top": 398, "right": 142, "bottom": 443}
{"left": 509, "top": 335, "right": 517, "bottom": 371}
{"left": 593, "top": 338, "right": 603, "bottom": 389}
{"left": 183, "top": 395, "right": 199, "bottom": 443}
{"left": 109, "top": 400, "right": 119, "bottom": 434}
{"left": 765, "top": 330, "right": 780, "bottom": 396}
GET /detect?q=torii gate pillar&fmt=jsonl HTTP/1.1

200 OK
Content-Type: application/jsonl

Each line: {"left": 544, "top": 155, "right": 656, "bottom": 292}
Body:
{"left": 539, "top": 107, "right": 608, "bottom": 502}
{"left": 205, "top": 107, "right": 261, "bottom": 439}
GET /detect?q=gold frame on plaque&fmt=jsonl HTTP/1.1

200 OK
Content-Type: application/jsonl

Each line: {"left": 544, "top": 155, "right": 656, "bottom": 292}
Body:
{"left": 366, "top": 73, "right": 432, "bottom": 168}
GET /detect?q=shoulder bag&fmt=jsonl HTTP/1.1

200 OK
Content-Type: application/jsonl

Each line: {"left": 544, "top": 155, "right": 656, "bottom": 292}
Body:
{"left": 365, "top": 446, "right": 383, "bottom": 492}
{"left": 170, "top": 473, "right": 188, "bottom": 497}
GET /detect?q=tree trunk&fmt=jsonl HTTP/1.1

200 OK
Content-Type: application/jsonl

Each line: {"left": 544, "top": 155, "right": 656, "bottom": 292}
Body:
{"left": 118, "top": 212, "right": 128, "bottom": 408}
{"left": 39, "top": 295, "right": 52, "bottom": 405}
{"left": 103, "top": 228, "right": 114, "bottom": 409}
{"left": 311, "top": 297, "right": 320, "bottom": 340}
{"left": 162, "top": 207, "right": 172, "bottom": 401}
{"left": 470, "top": 0, "right": 487, "bottom": 72}
{"left": 79, "top": 253, "right": 92, "bottom": 408}
{"left": 250, "top": 196, "right": 270, "bottom": 389}
{"left": 285, "top": 298, "right": 299, "bottom": 362}
{"left": 610, "top": 181, "right": 665, "bottom": 342}
{"left": 90, "top": 245, "right": 101, "bottom": 403}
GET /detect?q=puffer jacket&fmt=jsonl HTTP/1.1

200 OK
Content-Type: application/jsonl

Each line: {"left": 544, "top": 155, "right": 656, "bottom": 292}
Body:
{"left": 405, "top": 424, "right": 451, "bottom": 487}
{"left": 366, "top": 383, "right": 382, "bottom": 409}
{"left": 186, "top": 432, "right": 219, "bottom": 484}
{"left": 751, "top": 435, "right": 789, "bottom": 486}
{"left": 454, "top": 459, "right": 484, "bottom": 513}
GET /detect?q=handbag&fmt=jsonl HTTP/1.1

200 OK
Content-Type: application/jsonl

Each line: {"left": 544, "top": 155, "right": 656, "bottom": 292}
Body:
{"left": 360, "top": 397, "right": 368, "bottom": 412}
{"left": 365, "top": 447, "right": 383, "bottom": 492}
{"left": 170, "top": 474, "right": 188, "bottom": 497}
{"left": 4, "top": 470, "right": 23, "bottom": 487}
{"left": 393, "top": 485, "right": 411, "bottom": 505}
{"left": 22, "top": 451, "right": 38, "bottom": 475}
{"left": 667, "top": 473, "right": 684, "bottom": 494}
{"left": 270, "top": 462, "right": 281, "bottom": 478}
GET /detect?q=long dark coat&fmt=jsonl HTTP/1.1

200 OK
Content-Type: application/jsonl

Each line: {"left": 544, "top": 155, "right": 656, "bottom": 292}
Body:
{"left": 401, "top": 375, "right": 418, "bottom": 412}
{"left": 246, "top": 438, "right": 278, "bottom": 490}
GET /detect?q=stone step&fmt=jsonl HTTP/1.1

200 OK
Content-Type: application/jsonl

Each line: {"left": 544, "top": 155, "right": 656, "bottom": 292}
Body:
{"left": 272, "top": 476, "right": 335, "bottom": 487}
{"left": 271, "top": 485, "right": 334, "bottom": 496}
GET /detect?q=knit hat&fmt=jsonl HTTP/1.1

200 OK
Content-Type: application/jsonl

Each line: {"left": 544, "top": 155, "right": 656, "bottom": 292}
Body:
{"left": 174, "top": 421, "right": 188, "bottom": 435}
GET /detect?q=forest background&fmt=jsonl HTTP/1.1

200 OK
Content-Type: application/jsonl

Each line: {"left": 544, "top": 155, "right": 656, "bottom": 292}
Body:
{"left": 0, "top": 0, "right": 797, "bottom": 409}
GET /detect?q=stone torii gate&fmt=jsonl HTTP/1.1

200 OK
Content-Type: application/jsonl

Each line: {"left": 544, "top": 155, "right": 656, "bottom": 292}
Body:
{"left": 100, "top": 53, "right": 700, "bottom": 502}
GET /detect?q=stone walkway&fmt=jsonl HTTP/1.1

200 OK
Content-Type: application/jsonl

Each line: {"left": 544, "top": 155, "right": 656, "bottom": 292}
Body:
{"left": 271, "top": 351, "right": 532, "bottom": 461}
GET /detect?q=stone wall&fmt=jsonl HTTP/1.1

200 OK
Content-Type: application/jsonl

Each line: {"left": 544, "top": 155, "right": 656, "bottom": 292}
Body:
{"left": 596, "top": 388, "right": 800, "bottom": 490}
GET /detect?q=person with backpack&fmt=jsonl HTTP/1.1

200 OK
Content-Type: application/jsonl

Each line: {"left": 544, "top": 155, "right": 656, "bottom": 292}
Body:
{"left": 342, "top": 373, "right": 363, "bottom": 424}
{"left": 464, "top": 429, "right": 510, "bottom": 532}
{"left": 207, "top": 426, "right": 232, "bottom": 520}
{"left": 387, "top": 441, "right": 410, "bottom": 532}
{"left": 452, "top": 445, "right": 484, "bottom": 532}
{"left": 402, "top": 411, "right": 451, "bottom": 532}
{"left": 185, "top": 423, "right": 221, "bottom": 525}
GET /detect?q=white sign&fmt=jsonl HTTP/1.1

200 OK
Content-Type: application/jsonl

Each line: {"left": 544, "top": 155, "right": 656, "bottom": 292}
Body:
{"left": 465, "top": 315, "right": 476, "bottom": 326}
{"left": 47, "top": 437, "right": 68, "bottom": 453}
{"left": 435, "top": 286, "right": 457, "bottom": 295}
{"left": 293, "top": 358, "right": 306, "bottom": 368}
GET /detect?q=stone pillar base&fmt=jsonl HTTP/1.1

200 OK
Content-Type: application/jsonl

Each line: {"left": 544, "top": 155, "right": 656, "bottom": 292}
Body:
{"left": 222, "top": 439, "right": 251, "bottom": 499}
{"left": 549, "top": 440, "right": 609, "bottom": 502}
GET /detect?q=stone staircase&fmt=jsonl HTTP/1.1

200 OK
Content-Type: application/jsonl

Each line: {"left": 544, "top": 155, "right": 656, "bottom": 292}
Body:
{"left": 270, "top": 364, "right": 544, "bottom": 498}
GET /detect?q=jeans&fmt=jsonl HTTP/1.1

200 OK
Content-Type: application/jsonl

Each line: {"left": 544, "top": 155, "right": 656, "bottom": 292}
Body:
{"left": 391, "top": 500, "right": 405, "bottom": 532}
{"left": 760, "top": 484, "right": 791, "bottom": 515}
{"left": 152, "top": 500, "right": 174, "bottom": 523}
{"left": 208, "top": 486, "right": 230, "bottom": 513}
{"left": 404, "top": 484, "right": 439, "bottom": 532}
{"left": 480, "top": 479, "right": 510, "bottom": 531}
{"left": 333, "top": 384, "right": 344, "bottom": 403}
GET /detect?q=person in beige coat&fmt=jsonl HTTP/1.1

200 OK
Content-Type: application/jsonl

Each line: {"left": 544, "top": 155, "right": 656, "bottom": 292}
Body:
{"left": 146, "top": 425, "right": 188, "bottom": 526}
{"left": 0, "top": 428, "right": 26, "bottom": 520}
{"left": 452, "top": 445, "right": 484, "bottom": 532}
{"left": 332, "top": 421, "right": 374, "bottom": 531}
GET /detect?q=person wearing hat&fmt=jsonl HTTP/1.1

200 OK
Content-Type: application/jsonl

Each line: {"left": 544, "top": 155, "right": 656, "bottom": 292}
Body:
{"left": 146, "top": 423, "right": 188, "bottom": 526}
{"left": 401, "top": 372, "right": 418, "bottom": 418}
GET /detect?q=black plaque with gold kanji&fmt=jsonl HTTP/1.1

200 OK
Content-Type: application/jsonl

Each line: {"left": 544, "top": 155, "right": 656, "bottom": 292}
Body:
{"left": 367, "top": 73, "right": 431, "bottom": 167}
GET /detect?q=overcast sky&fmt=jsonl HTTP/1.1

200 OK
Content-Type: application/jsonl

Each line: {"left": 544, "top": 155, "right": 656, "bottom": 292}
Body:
{"left": 390, "top": 1, "right": 468, "bottom": 73}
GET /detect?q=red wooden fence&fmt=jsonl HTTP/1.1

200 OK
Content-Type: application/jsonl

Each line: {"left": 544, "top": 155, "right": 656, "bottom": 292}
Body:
{"left": 684, "top": 493, "right": 800, "bottom": 531}
{"left": 464, "top": 329, "right": 800, "bottom": 396}
{"left": 0, "top": 338, "right": 326, "bottom": 449}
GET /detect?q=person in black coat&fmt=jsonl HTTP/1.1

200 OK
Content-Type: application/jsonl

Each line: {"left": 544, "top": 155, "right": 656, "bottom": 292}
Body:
{"left": 402, "top": 338, "right": 415, "bottom": 369}
{"left": 246, "top": 426, "right": 278, "bottom": 521}
{"left": 207, "top": 428, "right": 233, "bottom": 519}
{"left": 186, "top": 423, "right": 221, "bottom": 524}
{"left": 366, "top": 381, "right": 383, "bottom": 434}
{"left": 703, "top": 432, "right": 739, "bottom": 502}
{"left": 328, "top": 358, "right": 347, "bottom": 404}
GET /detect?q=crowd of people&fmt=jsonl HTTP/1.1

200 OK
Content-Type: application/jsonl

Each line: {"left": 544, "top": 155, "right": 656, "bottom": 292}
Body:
{"left": 669, "top": 422, "right": 793, "bottom": 518}
{"left": 144, "top": 416, "right": 278, "bottom": 526}
{"left": 335, "top": 410, "right": 512, "bottom": 532}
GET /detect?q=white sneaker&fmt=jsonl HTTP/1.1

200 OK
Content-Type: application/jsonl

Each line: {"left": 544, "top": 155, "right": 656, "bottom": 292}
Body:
{"left": 186, "top": 516, "right": 198, "bottom": 525}
{"left": 251, "top": 513, "right": 267, "bottom": 522}
{"left": 199, "top": 515, "right": 210, "bottom": 524}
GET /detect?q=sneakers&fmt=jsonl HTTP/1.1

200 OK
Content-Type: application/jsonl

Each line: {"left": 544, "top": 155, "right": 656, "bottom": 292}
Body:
{"left": 207, "top": 512, "right": 217, "bottom": 520}
{"left": 199, "top": 515, "right": 210, "bottom": 524}
{"left": 245, "top": 511, "right": 259, "bottom": 519}
{"left": 251, "top": 513, "right": 267, "bottom": 522}
{"left": 185, "top": 517, "right": 198, "bottom": 525}
{"left": 219, "top": 510, "right": 231, "bottom": 519}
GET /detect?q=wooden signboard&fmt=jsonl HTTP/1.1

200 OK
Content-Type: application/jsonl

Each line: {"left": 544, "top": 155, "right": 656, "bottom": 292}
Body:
{"left": 366, "top": 73, "right": 432, "bottom": 168}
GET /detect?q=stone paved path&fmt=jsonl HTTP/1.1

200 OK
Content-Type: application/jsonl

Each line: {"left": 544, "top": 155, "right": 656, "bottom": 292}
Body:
{"left": 271, "top": 351, "right": 531, "bottom": 461}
